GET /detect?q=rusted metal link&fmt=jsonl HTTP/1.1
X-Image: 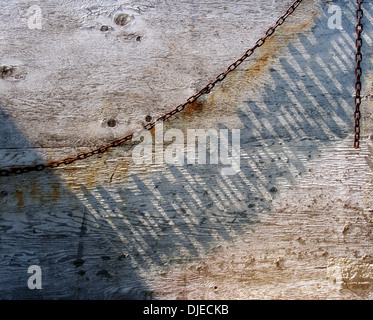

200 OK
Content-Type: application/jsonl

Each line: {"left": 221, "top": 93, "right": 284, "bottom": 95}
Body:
{"left": 0, "top": 0, "right": 304, "bottom": 176}
{"left": 354, "top": 0, "right": 363, "bottom": 149}
{"left": 0, "top": 169, "right": 10, "bottom": 176}
{"left": 0, "top": 163, "right": 46, "bottom": 176}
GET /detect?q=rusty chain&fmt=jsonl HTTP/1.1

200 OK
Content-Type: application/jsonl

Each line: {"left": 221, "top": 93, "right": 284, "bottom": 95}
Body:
{"left": 1, "top": 0, "right": 305, "bottom": 176}
{"left": 354, "top": 0, "right": 363, "bottom": 149}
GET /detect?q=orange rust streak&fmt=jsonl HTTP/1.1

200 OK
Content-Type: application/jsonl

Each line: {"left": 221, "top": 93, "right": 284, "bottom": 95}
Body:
{"left": 52, "top": 11, "right": 317, "bottom": 190}
{"left": 183, "top": 101, "right": 204, "bottom": 116}
{"left": 30, "top": 182, "right": 43, "bottom": 204}
{"left": 50, "top": 183, "right": 60, "bottom": 203}
{"left": 15, "top": 189, "right": 24, "bottom": 208}
{"left": 206, "top": 13, "right": 316, "bottom": 107}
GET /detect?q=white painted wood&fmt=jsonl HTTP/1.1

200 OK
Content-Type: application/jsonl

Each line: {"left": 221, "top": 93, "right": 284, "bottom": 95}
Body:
{"left": 0, "top": 0, "right": 372, "bottom": 299}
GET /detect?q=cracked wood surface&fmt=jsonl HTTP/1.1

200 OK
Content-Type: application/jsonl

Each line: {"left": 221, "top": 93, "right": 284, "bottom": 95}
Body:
{"left": 0, "top": 0, "right": 372, "bottom": 299}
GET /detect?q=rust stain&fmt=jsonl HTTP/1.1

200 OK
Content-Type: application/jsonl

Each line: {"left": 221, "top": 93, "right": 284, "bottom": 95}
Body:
{"left": 183, "top": 101, "right": 205, "bottom": 116}
{"left": 30, "top": 182, "right": 44, "bottom": 204}
{"left": 175, "top": 37, "right": 281, "bottom": 125}
{"left": 61, "top": 154, "right": 130, "bottom": 190}
{"left": 50, "top": 183, "right": 60, "bottom": 203}
{"left": 61, "top": 163, "right": 97, "bottom": 190}
{"left": 174, "top": 10, "right": 318, "bottom": 126}
{"left": 40, "top": 9, "right": 317, "bottom": 191}
{"left": 138, "top": 9, "right": 318, "bottom": 161}
{"left": 149, "top": 126, "right": 156, "bottom": 136}
{"left": 84, "top": 167, "right": 99, "bottom": 189}
{"left": 15, "top": 189, "right": 24, "bottom": 208}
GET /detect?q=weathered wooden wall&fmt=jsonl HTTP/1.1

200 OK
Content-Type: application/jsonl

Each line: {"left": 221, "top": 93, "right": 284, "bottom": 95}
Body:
{"left": 0, "top": 0, "right": 372, "bottom": 299}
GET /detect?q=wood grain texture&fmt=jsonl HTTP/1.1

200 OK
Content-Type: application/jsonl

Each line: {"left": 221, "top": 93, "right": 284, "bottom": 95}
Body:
{"left": 0, "top": 0, "right": 372, "bottom": 299}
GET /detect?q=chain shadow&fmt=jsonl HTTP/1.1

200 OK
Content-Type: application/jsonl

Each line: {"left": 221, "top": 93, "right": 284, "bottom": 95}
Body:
{"left": 76, "top": 0, "right": 372, "bottom": 298}
{"left": 0, "top": 0, "right": 371, "bottom": 299}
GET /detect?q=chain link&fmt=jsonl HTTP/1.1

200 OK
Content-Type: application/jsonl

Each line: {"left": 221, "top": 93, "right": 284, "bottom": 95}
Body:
{"left": 0, "top": 0, "right": 304, "bottom": 176}
{"left": 354, "top": 0, "right": 363, "bottom": 149}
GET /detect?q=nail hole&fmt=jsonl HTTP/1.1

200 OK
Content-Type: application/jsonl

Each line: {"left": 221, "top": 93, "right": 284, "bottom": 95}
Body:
{"left": 136, "top": 36, "right": 141, "bottom": 42}
{"left": 270, "top": 187, "right": 278, "bottom": 194}
{"left": 145, "top": 115, "right": 152, "bottom": 122}
{"left": 100, "top": 25, "right": 109, "bottom": 32}
{"left": 214, "top": 286, "right": 218, "bottom": 290}
{"left": 1, "top": 66, "right": 15, "bottom": 78}
{"left": 114, "top": 13, "right": 131, "bottom": 26}
{"left": 107, "top": 119, "right": 117, "bottom": 127}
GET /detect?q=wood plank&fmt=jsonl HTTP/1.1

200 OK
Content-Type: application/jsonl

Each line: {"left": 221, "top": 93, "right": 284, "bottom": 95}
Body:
{"left": 0, "top": 0, "right": 372, "bottom": 299}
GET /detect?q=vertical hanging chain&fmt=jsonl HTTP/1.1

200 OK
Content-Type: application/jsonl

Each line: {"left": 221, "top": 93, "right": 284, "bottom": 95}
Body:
{"left": 354, "top": 0, "right": 363, "bottom": 149}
